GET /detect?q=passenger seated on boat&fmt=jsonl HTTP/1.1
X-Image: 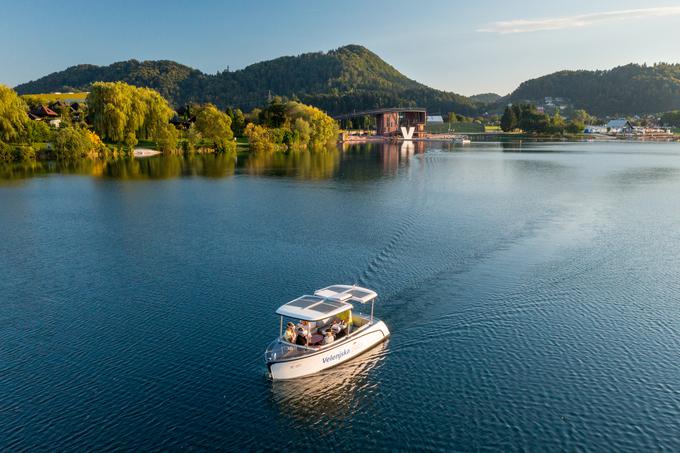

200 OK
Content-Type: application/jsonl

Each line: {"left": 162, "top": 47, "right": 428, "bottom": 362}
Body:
{"left": 296, "top": 320, "right": 311, "bottom": 337}
{"left": 323, "top": 330, "right": 334, "bottom": 345}
{"left": 295, "top": 328, "right": 308, "bottom": 346}
{"left": 284, "top": 322, "right": 296, "bottom": 343}
{"left": 331, "top": 319, "right": 347, "bottom": 338}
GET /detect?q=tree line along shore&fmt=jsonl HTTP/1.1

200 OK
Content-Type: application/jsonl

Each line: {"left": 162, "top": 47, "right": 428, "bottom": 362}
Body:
{"left": 0, "top": 82, "right": 339, "bottom": 162}
{"left": 4, "top": 79, "right": 680, "bottom": 164}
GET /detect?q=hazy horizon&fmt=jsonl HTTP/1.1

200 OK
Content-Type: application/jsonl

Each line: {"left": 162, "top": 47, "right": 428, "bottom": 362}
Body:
{"left": 3, "top": 0, "right": 680, "bottom": 96}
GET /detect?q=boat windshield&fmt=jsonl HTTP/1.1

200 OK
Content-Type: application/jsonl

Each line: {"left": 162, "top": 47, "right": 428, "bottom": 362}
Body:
{"left": 264, "top": 339, "right": 314, "bottom": 362}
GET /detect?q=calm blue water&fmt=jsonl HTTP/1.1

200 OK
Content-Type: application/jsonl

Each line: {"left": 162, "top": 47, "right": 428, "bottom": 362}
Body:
{"left": 2, "top": 141, "right": 680, "bottom": 451}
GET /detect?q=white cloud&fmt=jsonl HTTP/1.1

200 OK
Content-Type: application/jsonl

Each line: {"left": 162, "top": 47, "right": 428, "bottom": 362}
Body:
{"left": 478, "top": 7, "right": 680, "bottom": 34}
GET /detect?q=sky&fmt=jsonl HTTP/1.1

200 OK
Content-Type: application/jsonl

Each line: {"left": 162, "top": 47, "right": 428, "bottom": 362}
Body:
{"left": 2, "top": 0, "right": 680, "bottom": 96}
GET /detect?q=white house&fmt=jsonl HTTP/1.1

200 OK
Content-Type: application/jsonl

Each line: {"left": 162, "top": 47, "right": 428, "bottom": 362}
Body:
{"left": 427, "top": 115, "right": 443, "bottom": 123}
{"left": 606, "top": 119, "right": 634, "bottom": 134}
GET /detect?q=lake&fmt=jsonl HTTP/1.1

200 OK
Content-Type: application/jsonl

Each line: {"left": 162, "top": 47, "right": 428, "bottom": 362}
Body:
{"left": 2, "top": 141, "right": 679, "bottom": 451}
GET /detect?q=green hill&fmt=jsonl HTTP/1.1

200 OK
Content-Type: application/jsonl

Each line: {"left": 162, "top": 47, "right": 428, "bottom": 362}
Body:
{"left": 15, "top": 60, "right": 201, "bottom": 104}
{"left": 469, "top": 93, "right": 502, "bottom": 104}
{"left": 15, "top": 45, "right": 479, "bottom": 115}
{"left": 507, "top": 63, "right": 680, "bottom": 116}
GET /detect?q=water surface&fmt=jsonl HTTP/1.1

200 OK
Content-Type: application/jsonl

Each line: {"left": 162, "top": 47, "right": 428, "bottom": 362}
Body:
{"left": 2, "top": 141, "right": 680, "bottom": 451}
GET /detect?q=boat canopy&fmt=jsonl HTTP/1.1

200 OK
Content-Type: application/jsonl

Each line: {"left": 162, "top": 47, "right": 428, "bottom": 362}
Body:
{"left": 276, "top": 295, "right": 353, "bottom": 321}
{"left": 314, "top": 285, "right": 377, "bottom": 304}
{"left": 276, "top": 285, "right": 378, "bottom": 321}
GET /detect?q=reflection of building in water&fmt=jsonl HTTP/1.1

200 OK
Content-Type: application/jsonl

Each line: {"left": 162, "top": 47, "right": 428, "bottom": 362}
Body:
{"left": 379, "top": 142, "right": 425, "bottom": 173}
{"left": 400, "top": 140, "right": 425, "bottom": 158}
{"left": 400, "top": 140, "right": 414, "bottom": 158}
{"left": 269, "top": 340, "right": 388, "bottom": 424}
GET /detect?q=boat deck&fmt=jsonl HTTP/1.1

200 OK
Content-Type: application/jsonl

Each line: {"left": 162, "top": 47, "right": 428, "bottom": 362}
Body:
{"left": 265, "top": 314, "right": 373, "bottom": 363}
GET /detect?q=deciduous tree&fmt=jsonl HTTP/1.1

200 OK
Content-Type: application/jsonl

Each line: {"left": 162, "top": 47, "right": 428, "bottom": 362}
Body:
{"left": 87, "top": 82, "right": 176, "bottom": 151}
{"left": 194, "top": 104, "right": 234, "bottom": 152}
{"left": 0, "top": 84, "right": 29, "bottom": 143}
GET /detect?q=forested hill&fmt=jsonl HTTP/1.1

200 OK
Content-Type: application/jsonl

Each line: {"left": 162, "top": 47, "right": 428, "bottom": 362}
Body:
{"left": 14, "top": 60, "right": 201, "bottom": 104}
{"left": 15, "top": 45, "right": 479, "bottom": 115}
{"left": 470, "top": 93, "right": 502, "bottom": 104}
{"left": 508, "top": 63, "right": 680, "bottom": 116}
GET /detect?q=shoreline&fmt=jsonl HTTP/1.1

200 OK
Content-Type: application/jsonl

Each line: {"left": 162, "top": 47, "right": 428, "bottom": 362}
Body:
{"left": 339, "top": 132, "right": 680, "bottom": 144}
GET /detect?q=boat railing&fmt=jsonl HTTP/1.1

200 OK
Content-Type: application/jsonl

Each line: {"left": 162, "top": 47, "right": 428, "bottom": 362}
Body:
{"left": 265, "top": 315, "right": 381, "bottom": 363}
{"left": 264, "top": 338, "right": 318, "bottom": 362}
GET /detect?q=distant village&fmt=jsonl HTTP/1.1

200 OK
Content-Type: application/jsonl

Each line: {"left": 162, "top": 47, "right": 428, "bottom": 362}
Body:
{"left": 28, "top": 101, "right": 84, "bottom": 127}
{"left": 24, "top": 92, "right": 86, "bottom": 128}
{"left": 582, "top": 119, "right": 672, "bottom": 137}
{"left": 523, "top": 96, "right": 674, "bottom": 137}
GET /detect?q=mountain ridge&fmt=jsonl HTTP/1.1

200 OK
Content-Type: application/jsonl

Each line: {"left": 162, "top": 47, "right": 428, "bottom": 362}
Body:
{"left": 15, "top": 46, "right": 680, "bottom": 116}
{"left": 15, "top": 45, "right": 479, "bottom": 115}
{"left": 506, "top": 63, "right": 680, "bottom": 116}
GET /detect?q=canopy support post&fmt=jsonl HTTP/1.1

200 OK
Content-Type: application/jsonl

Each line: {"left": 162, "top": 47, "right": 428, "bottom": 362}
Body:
{"left": 370, "top": 300, "right": 374, "bottom": 324}
{"left": 348, "top": 309, "right": 352, "bottom": 335}
{"left": 279, "top": 316, "right": 283, "bottom": 337}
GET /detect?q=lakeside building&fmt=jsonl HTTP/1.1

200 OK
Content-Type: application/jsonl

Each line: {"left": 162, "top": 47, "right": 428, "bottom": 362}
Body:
{"left": 584, "top": 125, "right": 608, "bottom": 134}
{"left": 427, "top": 115, "right": 443, "bottom": 123}
{"left": 632, "top": 126, "right": 673, "bottom": 135}
{"left": 27, "top": 101, "right": 85, "bottom": 127}
{"left": 335, "top": 108, "right": 427, "bottom": 139}
{"left": 591, "top": 119, "right": 672, "bottom": 136}
{"left": 606, "top": 119, "right": 634, "bottom": 134}
{"left": 29, "top": 104, "right": 61, "bottom": 127}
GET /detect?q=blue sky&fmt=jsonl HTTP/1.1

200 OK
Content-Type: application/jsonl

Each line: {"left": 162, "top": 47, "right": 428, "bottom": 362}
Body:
{"left": 2, "top": 0, "right": 680, "bottom": 95}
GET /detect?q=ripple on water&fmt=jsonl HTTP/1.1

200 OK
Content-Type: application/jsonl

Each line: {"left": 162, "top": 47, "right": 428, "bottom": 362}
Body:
{"left": 2, "top": 142, "right": 680, "bottom": 450}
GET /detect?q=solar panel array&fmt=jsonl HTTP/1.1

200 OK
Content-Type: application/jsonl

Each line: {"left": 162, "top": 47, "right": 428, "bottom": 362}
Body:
{"left": 311, "top": 299, "right": 347, "bottom": 313}
{"left": 286, "top": 295, "right": 324, "bottom": 308}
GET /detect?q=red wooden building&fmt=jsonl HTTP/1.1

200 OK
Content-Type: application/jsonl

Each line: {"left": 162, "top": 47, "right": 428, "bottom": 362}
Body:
{"left": 335, "top": 108, "right": 427, "bottom": 138}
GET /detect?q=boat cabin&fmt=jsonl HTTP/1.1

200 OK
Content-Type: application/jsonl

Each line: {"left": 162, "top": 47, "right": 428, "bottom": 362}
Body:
{"left": 264, "top": 284, "right": 391, "bottom": 379}
{"left": 265, "top": 285, "right": 378, "bottom": 360}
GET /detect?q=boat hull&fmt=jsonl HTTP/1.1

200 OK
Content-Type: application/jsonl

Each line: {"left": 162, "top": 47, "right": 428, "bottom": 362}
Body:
{"left": 268, "top": 321, "right": 390, "bottom": 380}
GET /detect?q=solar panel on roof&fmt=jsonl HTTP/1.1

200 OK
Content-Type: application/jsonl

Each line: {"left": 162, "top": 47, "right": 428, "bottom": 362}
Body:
{"left": 287, "top": 296, "right": 323, "bottom": 308}
{"left": 325, "top": 285, "right": 348, "bottom": 293}
{"left": 327, "top": 299, "right": 346, "bottom": 308}
{"left": 312, "top": 300, "right": 349, "bottom": 313}
{"left": 349, "top": 289, "right": 371, "bottom": 298}
{"left": 328, "top": 292, "right": 351, "bottom": 301}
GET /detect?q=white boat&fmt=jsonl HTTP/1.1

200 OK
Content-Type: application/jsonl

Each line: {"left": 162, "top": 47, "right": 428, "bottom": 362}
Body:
{"left": 453, "top": 135, "right": 471, "bottom": 145}
{"left": 264, "top": 284, "right": 390, "bottom": 380}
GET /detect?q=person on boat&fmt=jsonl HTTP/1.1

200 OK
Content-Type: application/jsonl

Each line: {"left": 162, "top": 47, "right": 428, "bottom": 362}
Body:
{"left": 331, "top": 319, "right": 347, "bottom": 337}
{"left": 295, "top": 327, "right": 308, "bottom": 346}
{"left": 296, "top": 320, "right": 311, "bottom": 337}
{"left": 284, "top": 322, "right": 296, "bottom": 343}
{"left": 323, "top": 330, "right": 334, "bottom": 345}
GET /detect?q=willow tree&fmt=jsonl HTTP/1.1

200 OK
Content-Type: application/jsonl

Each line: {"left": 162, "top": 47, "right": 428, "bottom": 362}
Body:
{"left": 87, "top": 82, "right": 176, "bottom": 150}
{"left": 285, "top": 101, "right": 338, "bottom": 148}
{"left": 0, "top": 84, "right": 29, "bottom": 143}
{"left": 87, "top": 82, "right": 129, "bottom": 143}
{"left": 194, "top": 104, "right": 234, "bottom": 152}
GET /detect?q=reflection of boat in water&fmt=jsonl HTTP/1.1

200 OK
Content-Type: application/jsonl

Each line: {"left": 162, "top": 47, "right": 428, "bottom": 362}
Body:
{"left": 453, "top": 135, "right": 471, "bottom": 145}
{"left": 269, "top": 340, "right": 388, "bottom": 421}
{"left": 264, "top": 285, "right": 390, "bottom": 380}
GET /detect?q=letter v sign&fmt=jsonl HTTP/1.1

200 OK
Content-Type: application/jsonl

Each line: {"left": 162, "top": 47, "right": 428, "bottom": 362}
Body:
{"left": 400, "top": 126, "right": 415, "bottom": 140}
